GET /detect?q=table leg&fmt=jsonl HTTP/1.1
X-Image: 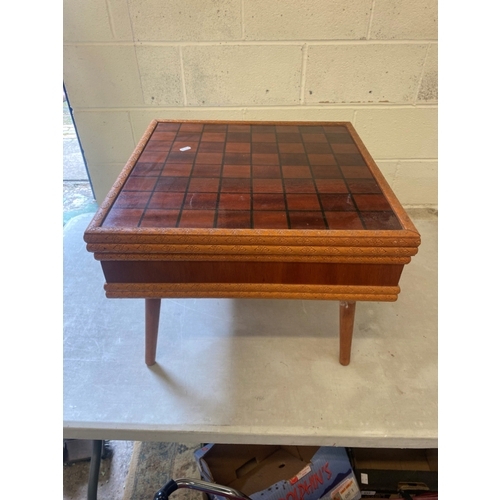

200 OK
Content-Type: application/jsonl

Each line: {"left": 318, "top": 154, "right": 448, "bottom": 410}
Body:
{"left": 145, "top": 298, "right": 161, "bottom": 366}
{"left": 87, "top": 440, "right": 102, "bottom": 500}
{"left": 339, "top": 301, "right": 356, "bottom": 366}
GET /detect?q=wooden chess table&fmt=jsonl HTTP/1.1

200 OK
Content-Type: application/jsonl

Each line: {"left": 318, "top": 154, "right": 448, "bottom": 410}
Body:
{"left": 84, "top": 120, "right": 420, "bottom": 366}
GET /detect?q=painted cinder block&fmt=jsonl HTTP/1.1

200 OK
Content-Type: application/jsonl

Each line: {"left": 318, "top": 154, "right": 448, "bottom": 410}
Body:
{"left": 370, "top": 0, "right": 438, "bottom": 40}
{"left": 128, "top": 0, "right": 242, "bottom": 41}
{"left": 63, "top": 45, "right": 144, "bottom": 108}
{"left": 86, "top": 163, "right": 130, "bottom": 205}
{"left": 374, "top": 160, "right": 398, "bottom": 187}
{"left": 63, "top": 0, "right": 133, "bottom": 41}
{"left": 135, "top": 46, "right": 184, "bottom": 106}
{"left": 241, "top": 107, "right": 354, "bottom": 122}
{"left": 72, "top": 111, "right": 136, "bottom": 165}
{"left": 182, "top": 45, "right": 303, "bottom": 106}
{"left": 418, "top": 44, "right": 438, "bottom": 102}
{"left": 393, "top": 161, "right": 438, "bottom": 206}
{"left": 244, "top": 0, "right": 372, "bottom": 40}
{"left": 354, "top": 108, "right": 438, "bottom": 159}
{"left": 305, "top": 44, "right": 428, "bottom": 104}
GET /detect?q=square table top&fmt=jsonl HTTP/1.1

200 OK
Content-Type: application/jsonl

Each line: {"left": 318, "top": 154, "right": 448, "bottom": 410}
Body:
{"left": 86, "top": 121, "right": 417, "bottom": 240}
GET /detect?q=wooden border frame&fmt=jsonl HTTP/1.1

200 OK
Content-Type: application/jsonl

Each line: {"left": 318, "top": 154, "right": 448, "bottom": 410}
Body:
{"left": 104, "top": 283, "right": 401, "bottom": 301}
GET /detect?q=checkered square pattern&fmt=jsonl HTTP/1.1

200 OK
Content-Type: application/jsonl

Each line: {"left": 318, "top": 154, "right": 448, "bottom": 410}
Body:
{"left": 101, "top": 123, "right": 401, "bottom": 230}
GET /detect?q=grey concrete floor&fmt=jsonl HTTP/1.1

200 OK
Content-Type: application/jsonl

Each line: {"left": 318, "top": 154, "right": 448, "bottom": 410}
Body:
{"left": 63, "top": 441, "right": 135, "bottom": 500}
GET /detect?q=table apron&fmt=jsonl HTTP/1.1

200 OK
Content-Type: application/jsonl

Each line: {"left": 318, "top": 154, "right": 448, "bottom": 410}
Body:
{"left": 101, "top": 260, "right": 404, "bottom": 287}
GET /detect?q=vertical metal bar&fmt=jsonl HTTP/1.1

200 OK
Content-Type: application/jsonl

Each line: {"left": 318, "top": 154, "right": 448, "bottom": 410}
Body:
{"left": 87, "top": 440, "right": 103, "bottom": 500}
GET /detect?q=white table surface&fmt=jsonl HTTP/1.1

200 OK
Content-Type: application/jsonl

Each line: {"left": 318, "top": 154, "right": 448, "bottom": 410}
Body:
{"left": 63, "top": 212, "right": 437, "bottom": 448}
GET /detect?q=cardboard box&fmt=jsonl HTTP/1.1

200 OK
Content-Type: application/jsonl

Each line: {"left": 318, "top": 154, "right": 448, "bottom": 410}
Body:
{"left": 349, "top": 448, "right": 438, "bottom": 496}
{"left": 194, "top": 444, "right": 361, "bottom": 500}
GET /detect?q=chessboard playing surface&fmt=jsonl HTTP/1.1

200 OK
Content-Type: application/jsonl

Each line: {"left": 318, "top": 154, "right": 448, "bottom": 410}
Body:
{"left": 101, "top": 122, "right": 401, "bottom": 231}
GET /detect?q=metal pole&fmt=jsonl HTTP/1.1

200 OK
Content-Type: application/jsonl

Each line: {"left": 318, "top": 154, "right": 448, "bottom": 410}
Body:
{"left": 87, "top": 440, "right": 103, "bottom": 500}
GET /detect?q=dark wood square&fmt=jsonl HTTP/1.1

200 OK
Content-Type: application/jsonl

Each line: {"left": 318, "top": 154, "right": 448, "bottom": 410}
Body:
{"left": 253, "top": 211, "right": 288, "bottom": 228}
{"left": 253, "top": 179, "right": 284, "bottom": 193}
{"left": 320, "top": 194, "right": 356, "bottom": 211}
{"left": 155, "top": 122, "right": 180, "bottom": 131}
{"left": 161, "top": 164, "right": 192, "bottom": 177}
{"left": 149, "top": 192, "right": 185, "bottom": 210}
{"left": 156, "top": 177, "right": 189, "bottom": 192}
{"left": 179, "top": 210, "right": 215, "bottom": 228}
{"left": 252, "top": 194, "right": 286, "bottom": 211}
{"left": 192, "top": 165, "right": 222, "bottom": 177}
{"left": 311, "top": 165, "right": 342, "bottom": 179}
{"left": 315, "top": 179, "right": 349, "bottom": 193}
{"left": 123, "top": 177, "right": 157, "bottom": 191}
{"left": 324, "top": 211, "right": 364, "bottom": 229}
{"left": 252, "top": 165, "right": 281, "bottom": 178}
{"left": 227, "top": 132, "right": 252, "bottom": 142}
{"left": 222, "top": 165, "right": 251, "bottom": 178}
{"left": 202, "top": 132, "right": 226, "bottom": 142}
{"left": 225, "top": 143, "right": 251, "bottom": 153}
{"left": 102, "top": 208, "right": 143, "bottom": 228}
{"left": 184, "top": 192, "right": 218, "bottom": 210}
{"left": 278, "top": 143, "right": 305, "bottom": 153}
{"left": 347, "top": 179, "right": 382, "bottom": 194}
{"left": 218, "top": 193, "right": 251, "bottom": 211}
{"left": 114, "top": 191, "right": 151, "bottom": 209}
{"left": 216, "top": 211, "right": 251, "bottom": 228}
{"left": 252, "top": 142, "right": 278, "bottom": 154}
{"left": 286, "top": 194, "right": 321, "bottom": 211}
{"left": 361, "top": 211, "right": 401, "bottom": 230}
{"left": 225, "top": 152, "right": 251, "bottom": 164}
{"left": 132, "top": 162, "right": 163, "bottom": 176}
{"left": 195, "top": 153, "right": 223, "bottom": 165}
{"left": 199, "top": 142, "right": 225, "bottom": 153}
{"left": 140, "top": 209, "right": 179, "bottom": 228}
{"left": 353, "top": 194, "right": 393, "bottom": 211}
{"left": 220, "top": 178, "right": 251, "bottom": 193}
{"left": 282, "top": 166, "right": 311, "bottom": 178}
{"left": 252, "top": 153, "right": 280, "bottom": 165}
{"left": 284, "top": 179, "right": 316, "bottom": 193}
{"left": 188, "top": 178, "right": 220, "bottom": 192}
{"left": 289, "top": 212, "right": 326, "bottom": 229}
{"left": 280, "top": 154, "right": 309, "bottom": 166}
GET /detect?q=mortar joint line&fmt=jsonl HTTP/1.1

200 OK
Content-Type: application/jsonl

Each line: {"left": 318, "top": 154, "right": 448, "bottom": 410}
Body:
{"left": 124, "top": 0, "right": 135, "bottom": 43}
{"left": 367, "top": 0, "right": 376, "bottom": 40}
{"left": 179, "top": 46, "right": 188, "bottom": 106}
{"left": 65, "top": 40, "right": 438, "bottom": 47}
{"left": 104, "top": 0, "right": 116, "bottom": 39}
{"left": 124, "top": 0, "right": 147, "bottom": 109}
{"left": 413, "top": 43, "right": 432, "bottom": 104}
{"left": 241, "top": 0, "right": 245, "bottom": 40}
{"left": 127, "top": 111, "right": 136, "bottom": 145}
{"left": 394, "top": 160, "right": 402, "bottom": 184}
{"left": 72, "top": 104, "right": 438, "bottom": 113}
{"left": 299, "top": 44, "right": 308, "bottom": 105}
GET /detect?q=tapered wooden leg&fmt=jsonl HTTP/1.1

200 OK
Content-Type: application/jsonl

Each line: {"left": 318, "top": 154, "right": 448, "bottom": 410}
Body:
{"left": 339, "top": 301, "right": 356, "bottom": 366}
{"left": 145, "top": 298, "right": 161, "bottom": 366}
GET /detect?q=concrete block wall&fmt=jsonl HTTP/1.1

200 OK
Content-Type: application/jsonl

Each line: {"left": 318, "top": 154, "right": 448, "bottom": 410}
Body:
{"left": 63, "top": 0, "right": 437, "bottom": 206}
